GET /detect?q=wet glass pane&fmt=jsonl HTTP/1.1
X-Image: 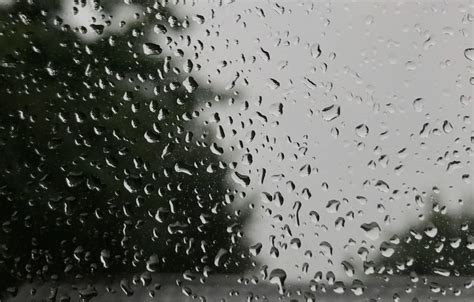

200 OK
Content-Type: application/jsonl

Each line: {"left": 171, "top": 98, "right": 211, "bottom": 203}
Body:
{"left": 0, "top": 0, "right": 472, "bottom": 301}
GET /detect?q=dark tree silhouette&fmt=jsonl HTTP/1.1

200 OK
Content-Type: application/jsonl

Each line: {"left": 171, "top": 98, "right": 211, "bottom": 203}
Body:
{"left": 373, "top": 194, "right": 473, "bottom": 277}
{"left": 0, "top": 0, "right": 252, "bottom": 296}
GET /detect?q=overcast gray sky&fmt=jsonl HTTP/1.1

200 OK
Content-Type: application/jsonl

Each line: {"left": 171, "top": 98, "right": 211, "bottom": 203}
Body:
{"left": 163, "top": 0, "right": 473, "bottom": 282}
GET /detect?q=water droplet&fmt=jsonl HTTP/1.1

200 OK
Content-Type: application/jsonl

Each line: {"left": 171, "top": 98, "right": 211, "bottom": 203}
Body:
{"left": 355, "top": 124, "right": 369, "bottom": 138}
{"left": 123, "top": 177, "right": 140, "bottom": 193}
{"left": 146, "top": 255, "right": 160, "bottom": 272}
{"left": 322, "top": 105, "right": 341, "bottom": 121}
{"left": 143, "top": 42, "right": 162, "bottom": 55}
{"left": 259, "top": 47, "right": 270, "bottom": 61}
{"left": 326, "top": 199, "right": 341, "bottom": 213}
{"left": 310, "top": 43, "right": 322, "bottom": 59}
{"left": 249, "top": 243, "right": 263, "bottom": 256}
{"left": 174, "top": 162, "right": 194, "bottom": 175}
{"left": 232, "top": 171, "right": 251, "bottom": 187}
{"left": 375, "top": 180, "right": 390, "bottom": 193}
{"left": 341, "top": 260, "right": 355, "bottom": 277}
{"left": 214, "top": 248, "right": 229, "bottom": 267}
{"left": 351, "top": 279, "right": 366, "bottom": 296}
{"left": 380, "top": 242, "right": 395, "bottom": 257}
{"left": 269, "top": 268, "right": 287, "bottom": 294}
{"left": 183, "top": 76, "right": 198, "bottom": 93}
{"left": 267, "top": 78, "right": 280, "bottom": 89}
{"left": 442, "top": 120, "right": 453, "bottom": 133}
{"left": 65, "top": 172, "right": 84, "bottom": 188}
{"left": 424, "top": 223, "right": 438, "bottom": 238}
{"left": 433, "top": 267, "right": 450, "bottom": 277}
{"left": 412, "top": 97, "right": 425, "bottom": 112}
{"left": 361, "top": 222, "right": 381, "bottom": 240}
{"left": 464, "top": 48, "right": 474, "bottom": 61}
{"left": 120, "top": 279, "right": 134, "bottom": 296}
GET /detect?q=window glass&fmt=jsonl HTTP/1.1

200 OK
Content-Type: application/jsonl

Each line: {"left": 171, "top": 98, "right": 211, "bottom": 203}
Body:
{"left": 0, "top": 0, "right": 472, "bottom": 301}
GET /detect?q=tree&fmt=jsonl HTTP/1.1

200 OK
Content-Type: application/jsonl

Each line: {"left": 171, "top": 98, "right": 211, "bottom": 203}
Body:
{"left": 0, "top": 0, "right": 252, "bottom": 295}
{"left": 372, "top": 194, "right": 473, "bottom": 277}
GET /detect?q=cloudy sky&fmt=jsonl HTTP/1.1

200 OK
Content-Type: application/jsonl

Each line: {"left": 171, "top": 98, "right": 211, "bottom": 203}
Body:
{"left": 180, "top": 0, "right": 472, "bottom": 282}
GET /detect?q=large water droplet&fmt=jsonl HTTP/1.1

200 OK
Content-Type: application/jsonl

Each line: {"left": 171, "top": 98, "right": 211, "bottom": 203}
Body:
{"left": 360, "top": 222, "right": 381, "bottom": 240}
{"left": 269, "top": 268, "right": 287, "bottom": 294}
{"left": 183, "top": 76, "right": 198, "bottom": 93}
{"left": 232, "top": 171, "right": 251, "bottom": 187}
{"left": 464, "top": 48, "right": 474, "bottom": 61}
{"left": 322, "top": 105, "right": 341, "bottom": 121}
{"left": 214, "top": 248, "right": 229, "bottom": 267}
{"left": 143, "top": 42, "right": 162, "bottom": 55}
{"left": 249, "top": 243, "right": 263, "bottom": 256}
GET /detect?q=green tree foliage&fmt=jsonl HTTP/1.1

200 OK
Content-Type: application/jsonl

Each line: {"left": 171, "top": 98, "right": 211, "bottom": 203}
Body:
{"left": 373, "top": 195, "right": 473, "bottom": 277}
{"left": 0, "top": 0, "right": 251, "bottom": 293}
